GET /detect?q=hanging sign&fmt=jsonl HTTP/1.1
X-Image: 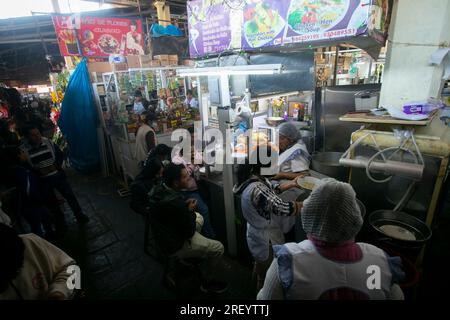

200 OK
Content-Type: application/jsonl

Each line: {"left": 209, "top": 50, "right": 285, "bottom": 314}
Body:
{"left": 52, "top": 15, "right": 145, "bottom": 57}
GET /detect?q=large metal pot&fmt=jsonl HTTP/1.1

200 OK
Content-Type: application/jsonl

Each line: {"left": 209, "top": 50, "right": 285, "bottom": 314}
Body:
{"left": 311, "top": 152, "right": 349, "bottom": 182}
{"left": 368, "top": 210, "right": 432, "bottom": 248}
{"left": 265, "top": 117, "right": 285, "bottom": 127}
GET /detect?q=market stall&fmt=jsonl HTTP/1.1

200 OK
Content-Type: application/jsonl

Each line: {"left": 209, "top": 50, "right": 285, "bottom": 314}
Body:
{"left": 96, "top": 65, "right": 199, "bottom": 184}
{"left": 176, "top": 57, "right": 316, "bottom": 256}
{"left": 179, "top": 0, "right": 394, "bottom": 256}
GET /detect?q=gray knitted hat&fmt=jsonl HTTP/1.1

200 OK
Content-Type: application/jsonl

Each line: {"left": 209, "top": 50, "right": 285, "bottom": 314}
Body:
{"left": 301, "top": 178, "right": 363, "bottom": 243}
{"left": 278, "top": 122, "right": 301, "bottom": 142}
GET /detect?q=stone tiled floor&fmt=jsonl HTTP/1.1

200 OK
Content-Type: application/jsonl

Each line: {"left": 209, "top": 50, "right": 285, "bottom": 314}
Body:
{"left": 53, "top": 169, "right": 255, "bottom": 300}
{"left": 48, "top": 169, "right": 450, "bottom": 300}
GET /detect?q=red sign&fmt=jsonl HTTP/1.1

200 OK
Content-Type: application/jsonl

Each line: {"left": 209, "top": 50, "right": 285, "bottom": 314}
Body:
{"left": 52, "top": 15, "right": 144, "bottom": 57}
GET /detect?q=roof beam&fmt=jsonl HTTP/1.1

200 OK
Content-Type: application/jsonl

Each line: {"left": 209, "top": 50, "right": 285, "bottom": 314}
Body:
{"left": 0, "top": 39, "right": 57, "bottom": 44}
{"left": 81, "top": 0, "right": 139, "bottom": 7}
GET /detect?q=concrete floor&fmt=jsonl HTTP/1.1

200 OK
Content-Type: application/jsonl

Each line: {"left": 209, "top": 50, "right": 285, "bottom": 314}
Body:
{"left": 53, "top": 169, "right": 255, "bottom": 300}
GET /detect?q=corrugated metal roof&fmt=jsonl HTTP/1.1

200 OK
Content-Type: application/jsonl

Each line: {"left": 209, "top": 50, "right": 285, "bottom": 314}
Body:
{"left": 0, "top": 3, "right": 187, "bottom": 84}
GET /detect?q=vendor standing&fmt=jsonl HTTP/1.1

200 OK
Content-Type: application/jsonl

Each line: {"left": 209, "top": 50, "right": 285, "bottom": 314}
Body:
{"left": 133, "top": 90, "right": 150, "bottom": 115}
{"left": 184, "top": 90, "right": 198, "bottom": 109}
{"left": 233, "top": 146, "right": 303, "bottom": 292}
{"left": 134, "top": 111, "right": 157, "bottom": 164}
{"left": 273, "top": 122, "right": 311, "bottom": 181}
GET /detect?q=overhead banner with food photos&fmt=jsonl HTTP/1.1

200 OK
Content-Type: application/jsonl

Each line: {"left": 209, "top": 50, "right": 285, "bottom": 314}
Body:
{"left": 52, "top": 15, "right": 144, "bottom": 57}
{"left": 188, "top": 0, "right": 390, "bottom": 57}
{"left": 187, "top": 0, "right": 234, "bottom": 58}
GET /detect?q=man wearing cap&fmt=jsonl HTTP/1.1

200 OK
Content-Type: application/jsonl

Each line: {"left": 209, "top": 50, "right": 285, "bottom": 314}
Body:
{"left": 257, "top": 178, "right": 405, "bottom": 300}
{"left": 273, "top": 122, "right": 311, "bottom": 181}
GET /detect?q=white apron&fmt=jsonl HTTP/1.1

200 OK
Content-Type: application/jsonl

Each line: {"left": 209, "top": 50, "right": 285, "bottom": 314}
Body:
{"left": 278, "top": 141, "right": 310, "bottom": 173}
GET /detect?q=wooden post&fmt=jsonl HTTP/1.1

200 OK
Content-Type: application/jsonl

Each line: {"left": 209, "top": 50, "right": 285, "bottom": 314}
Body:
{"left": 425, "top": 157, "right": 449, "bottom": 227}
{"left": 154, "top": 1, "right": 171, "bottom": 27}
{"left": 332, "top": 46, "right": 339, "bottom": 86}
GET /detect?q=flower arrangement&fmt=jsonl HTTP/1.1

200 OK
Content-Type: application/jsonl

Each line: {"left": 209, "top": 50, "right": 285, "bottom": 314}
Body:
{"left": 271, "top": 97, "right": 285, "bottom": 117}
{"left": 51, "top": 90, "right": 64, "bottom": 104}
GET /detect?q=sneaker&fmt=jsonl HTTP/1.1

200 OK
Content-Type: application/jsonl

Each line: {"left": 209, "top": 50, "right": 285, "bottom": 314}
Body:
{"left": 75, "top": 213, "right": 90, "bottom": 224}
{"left": 200, "top": 280, "right": 228, "bottom": 294}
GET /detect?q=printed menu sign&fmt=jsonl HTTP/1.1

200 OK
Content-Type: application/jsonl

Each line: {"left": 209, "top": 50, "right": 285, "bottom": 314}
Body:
{"left": 187, "top": 0, "right": 388, "bottom": 57}
{"left": 52, "top": 15, "right": 144, "bottom": 57}
{"left": 187, "top": 1, "right": 232, "bottom": 58}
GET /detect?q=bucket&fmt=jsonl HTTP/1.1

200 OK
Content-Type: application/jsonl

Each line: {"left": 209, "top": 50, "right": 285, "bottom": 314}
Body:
{"left": 378, "top": 246, "right": 420, "bottom": 300}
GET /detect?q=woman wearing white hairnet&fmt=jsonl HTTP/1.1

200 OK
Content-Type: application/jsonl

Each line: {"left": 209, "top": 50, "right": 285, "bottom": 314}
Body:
{"left": 273, "top": 122, "right": 311, "bottom": 181}
{"left": 233, "top": 146, "right": 303, "bottom": 292}
{"left": 258, "top": 178, "right": 405, "bottom": 300}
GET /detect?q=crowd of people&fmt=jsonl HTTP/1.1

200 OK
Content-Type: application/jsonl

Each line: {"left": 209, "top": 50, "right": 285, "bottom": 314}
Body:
{"left": 1, "top": 88, "right": 83, "bottom": 300}
{"left": 1, "top": 88, "right": 406, "bottom": 299}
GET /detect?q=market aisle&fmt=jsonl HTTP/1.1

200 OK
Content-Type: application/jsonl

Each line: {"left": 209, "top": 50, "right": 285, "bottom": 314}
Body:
{"left": 54, "top": 168, "right": 254, "bottom": 299}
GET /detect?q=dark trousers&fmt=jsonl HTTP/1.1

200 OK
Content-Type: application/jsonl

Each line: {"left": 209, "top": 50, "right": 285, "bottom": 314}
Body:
{"left": 42, "top": 171, "right": 83, "bottom": 223}
{"left": 22, "top": 206, "right": 53, "bottom": 237}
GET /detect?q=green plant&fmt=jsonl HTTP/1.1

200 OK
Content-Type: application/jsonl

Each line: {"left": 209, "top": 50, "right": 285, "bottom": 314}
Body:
{"left": 56, "top": 70, "right": 70, "bottom": 92}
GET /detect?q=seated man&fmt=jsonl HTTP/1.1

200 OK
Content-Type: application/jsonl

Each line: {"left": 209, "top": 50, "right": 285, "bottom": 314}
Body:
{"left": 257, "top": 179, "right": 405, "bottom": 300}
{"left": 0, "top": 223, "right": 76, "bottom": 300}
{"left": 148, "top": 163, "right": 227, "bottom": 294}
{"left": 172, "top": 128, "right": 216, "bottom": 238}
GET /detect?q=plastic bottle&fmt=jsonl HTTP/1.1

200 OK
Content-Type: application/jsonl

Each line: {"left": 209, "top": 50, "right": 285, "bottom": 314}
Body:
{"left": 299, "top": 103, "right": 305, "bottom": 121}
{"left": 292, "top": 104, "right": 299, "bottom": 120}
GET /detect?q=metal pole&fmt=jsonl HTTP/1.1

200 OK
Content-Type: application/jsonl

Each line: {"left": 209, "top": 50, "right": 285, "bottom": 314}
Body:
{"left": 332, "top": 46, "right": 339, "bottom": 86}
{"left": 218, "top": 74, "right": 237, "bottom": 256}
{"left": 51, "top": 0, "right": 61, "bottom": 13}
{"left": 31, "top": 14, "right": 49, "bottom": 56}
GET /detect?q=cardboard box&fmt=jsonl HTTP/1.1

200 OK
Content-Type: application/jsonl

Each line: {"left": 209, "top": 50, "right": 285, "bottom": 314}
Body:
{"left": 141, "top": 59, "right": 160, "bottom": 67}
{"left": 183, "top": 59, "right": 195, "bottom": 66}
{"left": 88, "top": 61, "right": 113, "bottom": 73}
{"left": 169, "top": 58, "right": 178, "bottom": 66}
{"left": 160, "top": 60, "right": 170, "bottom": 66}
{"left": 127, "top": 55, "right": 141, "bottom": 68}
{"left": 112, "top": 62, "right": 128, "bottom": 71}
{"left": 168, "top": 55, "right": 178, "bottom": 60}
{"left": 139, "top": 54, "right": 152, "bottom": 65}
{"left": 154, "top": 54, "right": 169, "bottom": 61}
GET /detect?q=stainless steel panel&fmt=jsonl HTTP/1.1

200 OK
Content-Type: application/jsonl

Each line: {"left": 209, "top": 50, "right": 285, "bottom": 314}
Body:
{"left": 316, "top": 84, "right": 381, "bottom": 152}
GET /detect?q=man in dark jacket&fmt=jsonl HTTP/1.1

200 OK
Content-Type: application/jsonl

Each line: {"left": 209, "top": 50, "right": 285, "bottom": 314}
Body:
{"left": 149, "top": 163, "right": 227, "bottom": 293}
{"left": 20, "top": 123, "right": 89, "bottom": 229}
{"left": 149, "top": 163, "right": 223, "bottom": 257}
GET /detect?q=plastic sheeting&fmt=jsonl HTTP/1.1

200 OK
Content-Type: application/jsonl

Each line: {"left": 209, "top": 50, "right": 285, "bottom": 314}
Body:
{"left": 58, "top": 59, "right": 100, "bottom": 173}
{"left": 151, "top": 23, "right": 183, "bottom": 37}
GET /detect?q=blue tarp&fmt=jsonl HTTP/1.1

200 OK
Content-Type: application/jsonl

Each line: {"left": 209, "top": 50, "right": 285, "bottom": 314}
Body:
{"left": 151, "top": 23, "right": 183, "bottom": 37}
{"left": 58, "top": 59, "right": 100, "bottom": 173}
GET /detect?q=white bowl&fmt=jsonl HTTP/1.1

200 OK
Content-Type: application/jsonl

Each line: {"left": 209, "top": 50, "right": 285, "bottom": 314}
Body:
{"left": 296, "top": 176, "right": 323, "bottom": 190}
